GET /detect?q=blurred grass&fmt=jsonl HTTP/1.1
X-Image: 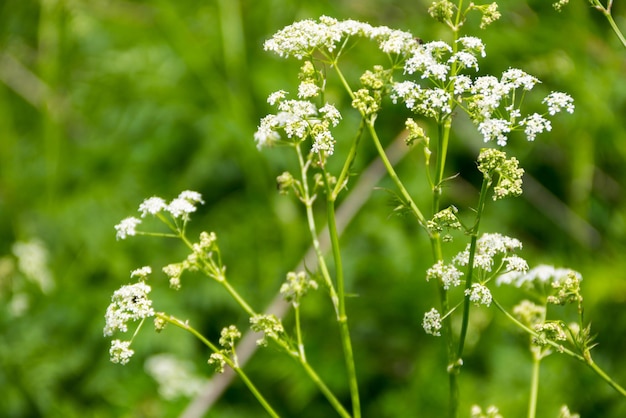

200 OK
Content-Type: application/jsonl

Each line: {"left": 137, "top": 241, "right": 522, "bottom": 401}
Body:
{"left": 1, "top": 0, "right": 625, "bottom": 417}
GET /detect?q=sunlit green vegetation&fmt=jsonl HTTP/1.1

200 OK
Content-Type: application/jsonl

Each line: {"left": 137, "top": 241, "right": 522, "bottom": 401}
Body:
{"left": 1, "top": 1, "right": 625, "bottom": 417}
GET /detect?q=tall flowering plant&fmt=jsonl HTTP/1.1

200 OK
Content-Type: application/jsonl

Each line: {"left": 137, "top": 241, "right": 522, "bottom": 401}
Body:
{"left": 103, "top": 1, "right": 626, "bottom": 417}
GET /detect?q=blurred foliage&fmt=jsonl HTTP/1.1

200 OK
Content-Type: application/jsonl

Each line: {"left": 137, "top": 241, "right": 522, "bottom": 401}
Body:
{"left": 1, "top": 0, "right": 625, "bottom": 417}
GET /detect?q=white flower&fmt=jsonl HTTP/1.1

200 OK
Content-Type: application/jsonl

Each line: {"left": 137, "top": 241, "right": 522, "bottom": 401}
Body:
{"left": 254, "top": 115, "right": 282, "bottom": 148}
{"left": 449, "top": 51, "right": 479, "bottom": 71}
{"left": 369, "top": 25, "right": 419, "bottom": 55}
{"left": 131, "top": 266, "right": 152, "bottom": 280}
{"left": 521, "top": 113, "right": 551, "bottom": 141}
{"left": 114, "top": 217, "right": 141, "bottom": 240}
{"left": 470, "top": 75, "right": 508, "bottom": 118}
{"left": 104, "top": 281, "right": 155, "bottom": 336}
{"left": 465, "top": 283, "right": 492, "bottom": 307}
{"left": 454, "top": 233, "right": 523, "bottom": 272}
{"left": 178, "top": 190, "right": 204, "bottom": 204}
{"left": 319, "top": 103, "right": 342, "bottom": 126}
{"left": 502, "top": 68, "right": 539, "bottom": 91}
{"left": 110, "top": 339, "right": 134, "bottom": 365}
{"left": 311, "top": 126, "right": 335, "bottom": 155}
{"left": 298, "top": 81, "right": 320, "bottom": 98}
{"left": 267, "top": 90, "right": 288, "bottom": 105}
{"left": 427, "top": 260, "right": 464, "bottom": 289}
{"left": 452, "top": 75, "right": 472, "bottom": 96}
{"left": 457, "top": 36, "right": 486, "bottom": 57}
{"left": 478, "top": 118, "right": 511, "bottom": 146}
{"left": 423, "top": 308, "right": 442, "bottom": 336}
{"left": 263, "top": 17, "right": 343, "bottom": 59}
{"left": 405, "top": 42, "right": 451, "bottom": 81}
{"left": 504, "top": 255, "right": 529, "bottom": 273}
{"left": 496, "top": 264, "right": 581, "bottom": 287}
{"left": 543, "top": 91, "right": 575, "bottom": 115}
{"left": 166, "top": 192, "right": 203, "bottom": 219}
{"left": 138, "top": 197, "right": 167, "bottom": 217}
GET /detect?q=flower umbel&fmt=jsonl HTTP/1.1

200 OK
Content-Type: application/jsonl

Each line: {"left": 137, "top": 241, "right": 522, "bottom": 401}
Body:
{"left": 104, "top": 280, "right": 155, "bottom": 336}
{"left": 423, "top": 308, "right": 443, "bottom": 336}
{"left": 110, "top": 339, "right": 134, "bottom": 365}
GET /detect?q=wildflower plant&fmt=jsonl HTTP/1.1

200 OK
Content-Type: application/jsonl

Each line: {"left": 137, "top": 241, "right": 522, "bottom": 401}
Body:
{"left": 104, "top": 1, "right": 626, "bottom": 417}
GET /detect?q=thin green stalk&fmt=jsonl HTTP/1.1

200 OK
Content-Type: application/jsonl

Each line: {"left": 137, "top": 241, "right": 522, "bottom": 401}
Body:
{"left": 366, "top": 120, "right": 427, "bottom": 226}
{"left": 493, "top": 299, "right": 626, "bottom": 397}
{"left": 429, "top": 234, "right": 459, "bottom": 418}
{"left": 298, "top": 358, "right": 352, "bottom": 418}
{"left": 332, "top": 119, "right": 365, "bottom": 200}
{"left": 295, "top": 144, "right": 340, "bottom": 313}
{"left": 294, "top": 304, "right": 306, "bottom": 360}
{"left": 293, "top": 143, "right": 356, "bottom": 416}
{"left": 591, "top": 0, "right": 626, "bottom": 48}
{"left": 528, "top": 350, "right": 541, "bottom": 418}
{"left": 457, "top": 177, "right": 490, "bottom": 359}
{"left": 585, "top": 358, "right": 626, "bottom": 398}
{"left": 324, "top": 172, "right": 361, "bottom": 418}
{"left": 433, "top": 118, "right": 452, "bottom": 206}
{"left": 175, "top": 232, "right": 257, "bottom": 316}
{"left": 220, "top": 278, "right": 256, "bottom": 317}
{"left": 331, "top": 61, "right": 425, "bottom": 226}
{"left": 158, "top": 313, "right": 280, "bottom": 418}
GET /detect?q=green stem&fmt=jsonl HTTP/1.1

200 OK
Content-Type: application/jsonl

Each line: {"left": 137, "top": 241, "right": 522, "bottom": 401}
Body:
{"left": 298, "top": 358, "right": 352, "bottom": 418}
{"left": 158, "top": 313, "right": 280, "bottom": 418}
{"left": 528, "top": 350, "right": 541, "bottom": 418}
{"left": 332, "top": 61, "right": 426, "bottom": 226}
{"left": 433, "top": 118, "right": 452, "bottom": 204}
{"left": 366, "top": 120, "right": 427, "bottom": 226}
{"left": 324, "top": 172, "right": 361, "bottom": 418}
{"left": 220, "top": 278, "right": 256, "bottom": 317}
{"left": 591, "top": 0, "right": 626, "bottom": 48}
{"left": 429, "top": 234, "right": 459, "bottom": 418}
{"left": 457, "top": 177, "right": 490, "bottom": 360}
{"left": 493, "top": 298, "right": 626, "bottom": 397}
{"left": 332, "top": 119, "right": 365, "bottom": 200}
{"left": 179, "top": 233, "right": 256, "bottom": 316}
{"left": 295, "top": 143, "right": 340, "bottom": 313}
{"left": 585, "top": 358, "right": 626, "bottom": 398}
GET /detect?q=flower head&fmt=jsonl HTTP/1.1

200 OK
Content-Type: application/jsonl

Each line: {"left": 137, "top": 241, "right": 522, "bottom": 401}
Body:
{"left": 543, "top": 92, "right": 575, "bottom": 115}
{"left": 280, "top": 271, "right": 318, "bottom": 306}
{"left": 114, "top": 217, "right": 141, "bottom": 240}
{"left": 465, "top": 283, "right": 492, "bottom": 307}
{"left": 423, "top": 308, "right": 443, "bottom": 336}
{"left": 427, "top": 260, "right": 463, "bottom": 289}
{"left": 139, "top": 197, "right": 167, "bottom": 217}
{"left": 110, "top": 339, "right": 134, "bottom": 365}
{"left": 104, "top": 281, "right": 155, "bottom": 336}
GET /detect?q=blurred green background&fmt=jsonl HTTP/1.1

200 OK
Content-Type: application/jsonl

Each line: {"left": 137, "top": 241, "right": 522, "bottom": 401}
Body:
{"left": 1, "top": 0, "right": 625, "bottom": 417}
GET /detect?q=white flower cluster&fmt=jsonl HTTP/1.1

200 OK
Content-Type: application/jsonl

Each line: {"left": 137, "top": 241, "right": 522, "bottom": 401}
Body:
{"left": 404, "top": 37, "right": 485, "bottom": 80}
{"left": 470, "top": 404, "right": 503, "bottom": 418}
{"left": 254, "top": 92, "right": 342, "bottom": 155}
{"left": 423, "top": 233, "right": 528, "bottom": 335}
{"left": 465, "top": 283, "right": 493, "bottom": 307}
{"left": 454, "top": 233, "right": 524, "bottom": 272}
{"left": 263, "top": 16, "right": 419, "bottom": 60}
{"left": 250, "top": 314, "right": 285, "bottom": 347}
{"left": 110, "top": 339, "right": 134, "bottom": 365}
{"left": 280, "top": 271, "right": 318, "bottom": 307}
{"left": 104, "top": 280, "right": 155, "bottom": 336}
{"left": 114, "top": 190, "right": 205, "bottom": 239}
{"left": 426, "top": 260, "right": 464, "bottom": 290}
{"left": 496, "top": 264, "right": 581, "bottom": 288}
{"left": 422, "top": 308, "right": 443, "bottom": 336}
{"left": 389, "top": 35, "right": 574, "bottom": 146}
